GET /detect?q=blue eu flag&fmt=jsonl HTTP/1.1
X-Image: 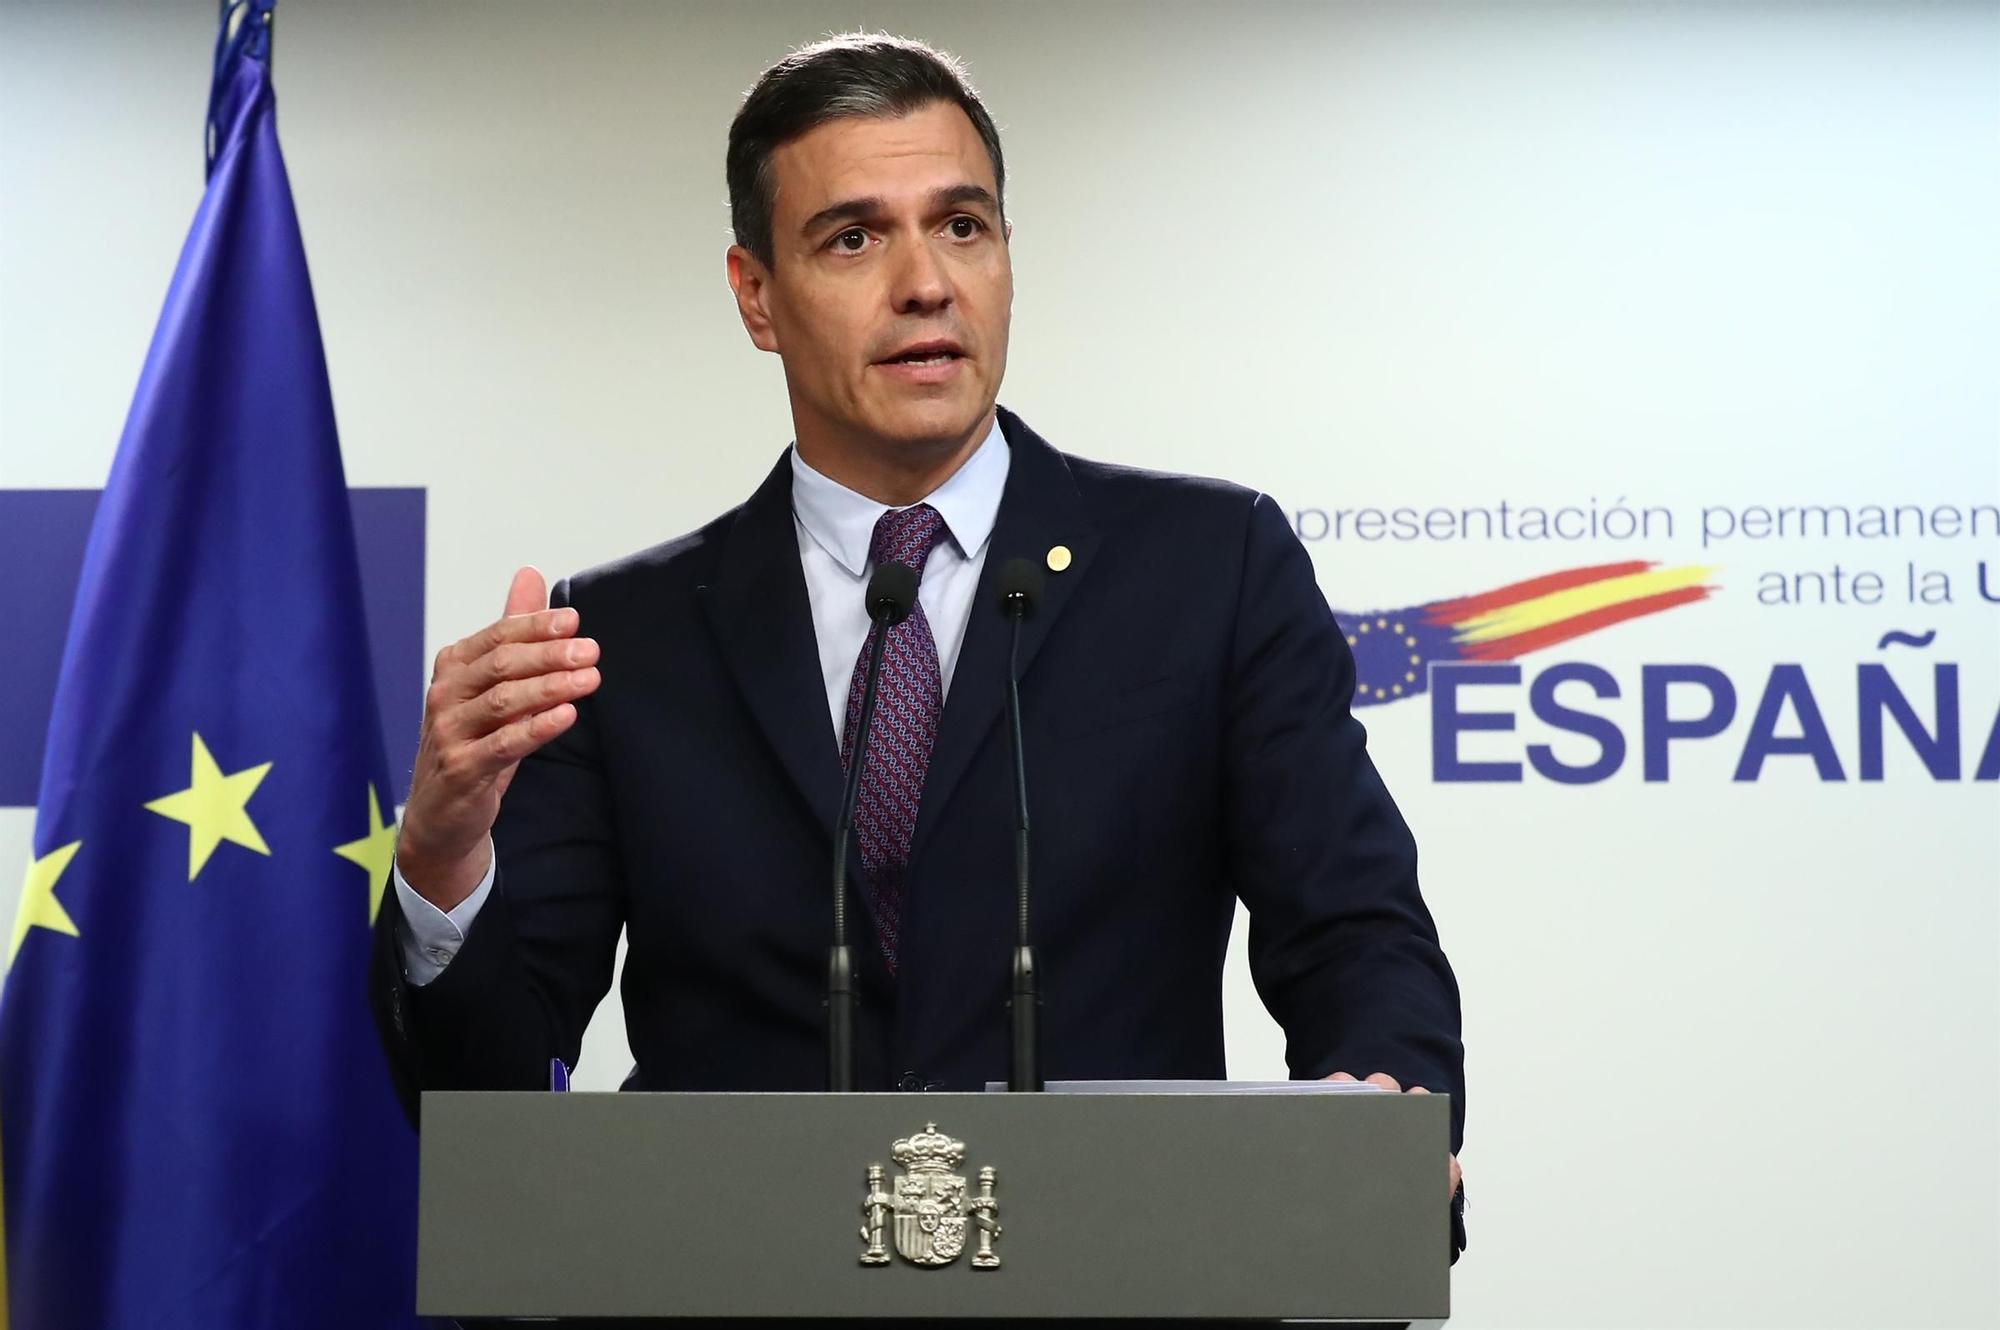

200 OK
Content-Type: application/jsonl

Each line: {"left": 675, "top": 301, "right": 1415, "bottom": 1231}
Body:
{"left": 1, "top": 3, "right": 422, "bottom": 1324}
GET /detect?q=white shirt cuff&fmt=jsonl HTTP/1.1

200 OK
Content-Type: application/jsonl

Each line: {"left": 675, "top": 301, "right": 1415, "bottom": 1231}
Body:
{"left": 392, "top": 842, "right": 497, "bottom": 986}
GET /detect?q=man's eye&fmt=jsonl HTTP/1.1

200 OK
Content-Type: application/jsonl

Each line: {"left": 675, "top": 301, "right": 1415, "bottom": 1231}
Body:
{"left": 831, "top": 228, "right": 869, "bottom": 253}
{"left": 946, "top": 216, "right": 983, "bottom": 239}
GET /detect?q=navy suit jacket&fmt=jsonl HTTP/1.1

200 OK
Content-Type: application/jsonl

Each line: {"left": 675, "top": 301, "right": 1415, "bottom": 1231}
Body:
{"left": 372, "top": 406, "right": 1465, "bottom": 1223}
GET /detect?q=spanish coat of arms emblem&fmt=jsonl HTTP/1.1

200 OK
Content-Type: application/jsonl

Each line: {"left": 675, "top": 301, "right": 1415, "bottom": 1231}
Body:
{"left": 859, "top": 1122, "right": 1000, "bottom": 1269}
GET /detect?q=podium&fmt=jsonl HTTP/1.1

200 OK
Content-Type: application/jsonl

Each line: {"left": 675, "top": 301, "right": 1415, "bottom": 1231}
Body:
{"left": 417, "top": 1089, "right": 1452, "bottom": 1326}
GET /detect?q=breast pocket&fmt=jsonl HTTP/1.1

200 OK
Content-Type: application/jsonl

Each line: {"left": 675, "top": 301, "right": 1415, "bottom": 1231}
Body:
{"left": 1050, "top": 675, "right": 1198, "bottom": 740}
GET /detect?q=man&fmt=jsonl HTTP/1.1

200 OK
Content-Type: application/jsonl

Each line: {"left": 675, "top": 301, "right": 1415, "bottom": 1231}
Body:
{"left": 371, "top": 33, "right": 1465, "bottom": 1252}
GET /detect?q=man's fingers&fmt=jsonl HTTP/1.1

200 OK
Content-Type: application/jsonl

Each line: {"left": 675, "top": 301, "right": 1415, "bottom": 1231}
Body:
{"left": 458, "top": 637, "right": 601, "bottom": 697}
{"left": 474, "top": 700, "right": 579, "bottom": 769}
{"left": 1401, "top": 1086, "right": 1461, "bottom": 1196}
{"left": 442, "top": 606, "right": 580, "bottom": 673}
{"left": 449, "top": 667, "right": 601, "bottom": 742}
{"left": 1326, "top": 1074, "right": 1457, "bottom": 1196}
{"left": 503, "top": 565, "right": 548, "bottom": 618}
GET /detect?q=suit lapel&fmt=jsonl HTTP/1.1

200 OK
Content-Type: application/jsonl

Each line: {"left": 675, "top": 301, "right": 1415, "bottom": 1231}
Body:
{"left": 909, "top": 408, "right": 1100, "bottom": 864}
{"left": 697, "top": 452, "right": 843, "bottom": 844}
{"left": 695, "top": 416, "right": 1099, "bottom": 962}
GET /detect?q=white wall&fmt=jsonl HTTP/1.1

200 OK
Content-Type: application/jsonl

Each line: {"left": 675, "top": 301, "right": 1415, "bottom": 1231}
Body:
{"left": 3, "top": 2, "right": 1996, "bottom": 1326}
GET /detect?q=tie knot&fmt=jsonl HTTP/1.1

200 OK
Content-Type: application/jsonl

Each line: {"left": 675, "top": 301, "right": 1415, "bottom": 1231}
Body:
{"left": 869, "top": 503, "right": 947, "bottom": 574}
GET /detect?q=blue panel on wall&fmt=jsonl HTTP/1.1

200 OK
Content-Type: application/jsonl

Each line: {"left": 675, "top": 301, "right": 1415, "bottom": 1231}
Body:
{"left": 0, "top": 488, "right": 425, "bottom": 808}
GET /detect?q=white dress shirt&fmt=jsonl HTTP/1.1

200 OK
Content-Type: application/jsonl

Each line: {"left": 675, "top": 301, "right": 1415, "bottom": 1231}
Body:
{"left": 392, "top": 417, "right": 1011, "bottom": 984}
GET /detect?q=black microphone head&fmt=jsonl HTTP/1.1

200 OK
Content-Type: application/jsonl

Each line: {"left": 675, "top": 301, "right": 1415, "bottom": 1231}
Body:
{"left": 994, "top": 557, "right": 1045, "bottom": 618}
{"left": 866, "top": 561, "right": 920, "bottom": 626}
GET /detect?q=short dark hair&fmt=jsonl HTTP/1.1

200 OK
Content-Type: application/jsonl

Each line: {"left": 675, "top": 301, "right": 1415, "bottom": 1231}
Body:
{"left": 727, "top": 33, "right": 1006, "bottom": 267}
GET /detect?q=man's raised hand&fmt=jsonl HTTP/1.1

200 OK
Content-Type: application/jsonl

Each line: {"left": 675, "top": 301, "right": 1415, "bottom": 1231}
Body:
{"left": 393, "top": 566, "right": 601, "bottom": 910}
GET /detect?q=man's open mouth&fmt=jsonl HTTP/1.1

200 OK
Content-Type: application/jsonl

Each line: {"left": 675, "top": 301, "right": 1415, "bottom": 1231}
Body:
{"left": 878, "top": 340, "right": 965, "bottom": 366}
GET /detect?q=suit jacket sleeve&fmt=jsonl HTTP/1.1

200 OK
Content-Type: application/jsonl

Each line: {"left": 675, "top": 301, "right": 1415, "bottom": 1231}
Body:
{"left": 1223, "top": 494, "right": 1467, "bottom": 1153}
{"left": 370, "top": 575, "right": 627, "bottom": 1122}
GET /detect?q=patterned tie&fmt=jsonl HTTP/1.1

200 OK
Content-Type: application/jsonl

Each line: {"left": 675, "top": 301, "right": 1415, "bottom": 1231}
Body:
{"left": 840, "top": 503, "right": 948, "bottom": 975}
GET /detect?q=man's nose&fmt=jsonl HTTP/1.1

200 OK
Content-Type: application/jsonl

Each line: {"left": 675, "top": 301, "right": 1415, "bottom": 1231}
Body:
{"left": 889, "top": 235, "right": 952, "bottom": 314}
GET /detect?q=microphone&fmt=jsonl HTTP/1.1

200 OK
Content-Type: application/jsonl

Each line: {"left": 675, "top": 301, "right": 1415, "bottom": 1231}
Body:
{"left": 827, "top": 560, "right": 920, "bottom": 1092}
{"left": 994, "top": 557, "right": 1046, "bottom": 1091}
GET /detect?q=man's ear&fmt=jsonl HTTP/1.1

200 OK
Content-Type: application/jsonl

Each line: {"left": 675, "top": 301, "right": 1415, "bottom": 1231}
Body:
{"left": 1003, "top": 218, "right": 1013, "bottom": 243}
{"left": 725, "top": 244, "right": 781, "bottom": 354}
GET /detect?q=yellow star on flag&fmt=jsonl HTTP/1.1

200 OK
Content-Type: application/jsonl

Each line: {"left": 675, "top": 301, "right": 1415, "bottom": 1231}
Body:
{"left": 143, "top": 732, "right": 274, "bottom": 881}
{"left": 10, "top": 840, "right": 83, "bottom": 965}
{"left": 333, "top": 784, "right": 397, "bottom": 924}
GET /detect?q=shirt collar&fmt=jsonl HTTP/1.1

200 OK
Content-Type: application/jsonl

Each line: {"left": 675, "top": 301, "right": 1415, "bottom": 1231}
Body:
{"left": 789, "top": 414, "right": 1009, "bottom": 577}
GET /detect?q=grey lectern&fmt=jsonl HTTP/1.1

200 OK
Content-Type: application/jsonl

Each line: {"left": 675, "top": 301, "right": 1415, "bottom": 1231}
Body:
{"left": 417, "top": 1089, "right": 1451, "bottom": 1326}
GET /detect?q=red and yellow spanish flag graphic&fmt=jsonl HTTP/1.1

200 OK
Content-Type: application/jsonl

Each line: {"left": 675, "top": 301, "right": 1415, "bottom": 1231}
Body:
{"left": 1337, "top": 560, "right": 1717, "bottom": 706}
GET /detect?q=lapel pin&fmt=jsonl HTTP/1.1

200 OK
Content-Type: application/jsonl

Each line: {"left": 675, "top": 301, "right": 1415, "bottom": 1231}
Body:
{"left": 1045, "top": 544, "right": 1072, "bottom": 573}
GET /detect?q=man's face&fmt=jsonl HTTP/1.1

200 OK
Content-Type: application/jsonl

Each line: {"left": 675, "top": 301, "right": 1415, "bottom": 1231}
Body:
{"left": 728, "top": 101, "right": 1013, "bottom": 461}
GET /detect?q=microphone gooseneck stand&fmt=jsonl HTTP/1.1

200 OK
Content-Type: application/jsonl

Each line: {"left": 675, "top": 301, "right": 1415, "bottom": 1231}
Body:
{"left": 995, "top": 558, "right": 1046, "bottom": 1091}
{"left": 826, "top": 561, "right": 918, "bottom": 1092}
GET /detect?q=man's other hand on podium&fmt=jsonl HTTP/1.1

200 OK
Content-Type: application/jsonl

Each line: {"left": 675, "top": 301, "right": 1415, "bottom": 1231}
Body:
{"left": 1325, "top": 1071, "right": 1463, "bottom": 1199}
